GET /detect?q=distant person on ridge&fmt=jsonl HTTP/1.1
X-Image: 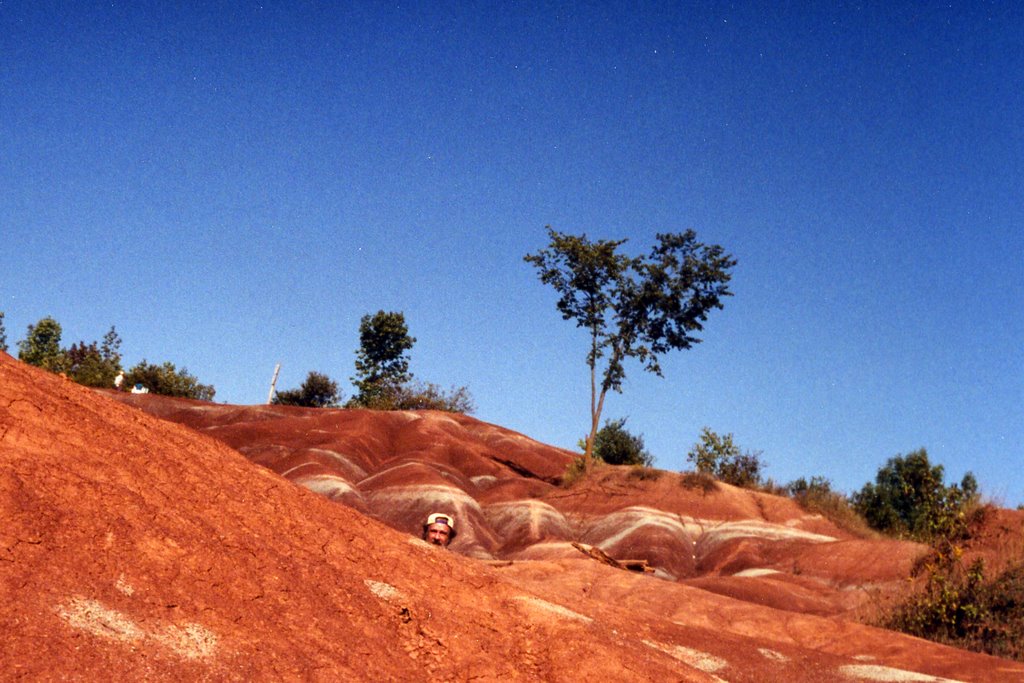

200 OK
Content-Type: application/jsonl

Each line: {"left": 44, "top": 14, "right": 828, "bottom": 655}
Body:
{"left": 114, "top": 371, "right": 124, "bottom": 391}
{"left": 423, "top": 512, "right": 456, "bottom": 547}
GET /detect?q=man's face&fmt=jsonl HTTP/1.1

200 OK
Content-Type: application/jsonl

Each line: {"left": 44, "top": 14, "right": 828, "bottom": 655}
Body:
{"left": 426, "top": 523, "right": 452, "bottom": 546}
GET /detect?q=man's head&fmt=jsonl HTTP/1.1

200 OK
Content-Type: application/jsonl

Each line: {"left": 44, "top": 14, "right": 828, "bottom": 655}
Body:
{"left": 423, "top": 512, "right": 456, "bottom": 547}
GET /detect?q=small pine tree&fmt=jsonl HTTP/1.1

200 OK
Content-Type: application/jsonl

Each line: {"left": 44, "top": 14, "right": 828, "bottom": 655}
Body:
{"left": 349, "top": 310, "right": 416, "bottom": 408}
{"left": 0, "top": 311, "right": 8, "bottom": 352}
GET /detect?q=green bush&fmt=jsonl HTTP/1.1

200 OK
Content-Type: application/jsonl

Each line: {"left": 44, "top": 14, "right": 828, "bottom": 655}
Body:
{"left": 65, "top": 327, "right": 122, "bottom": 388}
{"left": 390, "top": 381, "right": 475, "bottom": 413}
{"left": 124, "top": 360, "right": 215, "bottom": 401}
{"left": 347, "top": 380, "right": 474, "bottom": 413}
{"left": 273, "top": 371, "right": 341, "bottom": 408}
{"left": 591, "top": 418, "right": 653, "bottom": 466}
{"left": 885, "top": 551, "right": 988, "bottom": 643}
{"left": 884, "top": 549, "right": 1024, "bottom": 662}
{"left": 852, "top": 448, "right": 978, "bottom": 541}
{"left": 686, "top": 427, "right": 764, "bottom": 488}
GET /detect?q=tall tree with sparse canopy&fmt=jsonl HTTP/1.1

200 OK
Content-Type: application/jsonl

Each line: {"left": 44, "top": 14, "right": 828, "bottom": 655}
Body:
{"left": 525, "top": 227, "right": 736, "bottom": 465}
{"left": 0, "top": 311, "right": 7, "bottom": 352}
{"left": 349, "top": 310, "right": 416, "bottom": 408}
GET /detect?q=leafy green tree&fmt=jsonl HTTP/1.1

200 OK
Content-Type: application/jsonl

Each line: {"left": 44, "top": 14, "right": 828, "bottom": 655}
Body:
{"left": 590, "top": 417, "right": 653, "bottom": 466}
{"left": 0, "top": 311, "right": 7, "bottom": 352}
{"left": 686, "top": 427, "right": 764, "bottom": 488}
{"left": 124, "top": 360, "right": 216, "bottom": 401}
{"left": 66, "top": 343, "right": 114, "bottom": 387}
{"left": 525, "top": 227, "right": 736, "bottom": 465}
{"left": 852, "top": 448, "right": 978, "bottom": 540}
{"left": 65, "top": 326, "right": 122, "bottom": 387}
{"left": 349, "top": 310, "right": 416, "bottom": 408}
{"left": 273, "top": 371, "right": 342, "bottom": 408}
{"left": 17, "top": 316, "right": 68, "bottom": 372}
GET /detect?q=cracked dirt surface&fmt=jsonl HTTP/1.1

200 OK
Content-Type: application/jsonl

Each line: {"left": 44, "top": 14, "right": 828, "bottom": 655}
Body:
{"left": 3, "top": 352, "right": 1024, "bottom": 681}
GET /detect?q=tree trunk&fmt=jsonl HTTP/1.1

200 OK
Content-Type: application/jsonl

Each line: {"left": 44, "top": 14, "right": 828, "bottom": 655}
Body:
{"left": 585, "top": 325, "right": 600, "bottom": 471}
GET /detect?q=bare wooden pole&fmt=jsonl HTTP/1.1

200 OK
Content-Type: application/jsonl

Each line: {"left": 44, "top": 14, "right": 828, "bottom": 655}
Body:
{"left": 267, "top": 363, "right": 281, "bottom": 404}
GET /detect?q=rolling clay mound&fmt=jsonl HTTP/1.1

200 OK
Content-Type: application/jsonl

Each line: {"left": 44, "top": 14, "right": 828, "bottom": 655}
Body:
{"left": 107, "top": 390, "right": 923, "bottom": 605}
{"left": 5, "top": 352, "right": 1024, "bottom": 681}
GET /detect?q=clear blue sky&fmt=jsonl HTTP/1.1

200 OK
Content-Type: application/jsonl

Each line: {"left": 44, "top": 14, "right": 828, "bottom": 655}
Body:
{"left": 3, "top": 2, "right": 1021, "bottom": 505}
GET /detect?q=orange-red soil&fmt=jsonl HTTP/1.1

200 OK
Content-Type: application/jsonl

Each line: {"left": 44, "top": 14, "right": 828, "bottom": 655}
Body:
{"left": 3, "top": 352, "right": 1022, "bottom": 681}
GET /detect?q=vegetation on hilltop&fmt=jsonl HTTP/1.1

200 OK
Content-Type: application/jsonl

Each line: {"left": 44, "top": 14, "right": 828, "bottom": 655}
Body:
{"left": 123, "top": 361, "right": 215, "bottom": 401}
{"left": 11, "top": 315, "right": 215, "bottom": 400}
{"left": 589, "top": 417, "right": 654, "bottom": 467}
{"left": 851, "top": 448, "right": 978, "bottom": 542}
{"left": 341, "top": 310, "right": 474, "bottom": 413}
{"left": 785, "top": 475, "right": 876, "bottom": 538}
{"left": 273, "top": 371, "right": 342, "bottom": 408}
{"left": 686, "top": 427, "right": 765, "bottom": 489}
{"left": 348, "top": 310, "right": 415, "bottom": 408}
{"left": 525, "top": 227, "right": 736, "bottom": 470}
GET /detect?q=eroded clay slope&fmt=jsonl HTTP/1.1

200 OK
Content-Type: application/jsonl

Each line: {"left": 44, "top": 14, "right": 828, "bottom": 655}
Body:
{"left": 4, "top": 354, "right": 1023, "bottom": 681}
{"left": 109, "top": 389, "right": 927, "bottom": 617}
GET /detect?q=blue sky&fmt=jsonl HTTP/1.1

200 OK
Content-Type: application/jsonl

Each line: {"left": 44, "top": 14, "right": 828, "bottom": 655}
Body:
{"left": 3, "top": 2, "right": 1021, "bottom": 505}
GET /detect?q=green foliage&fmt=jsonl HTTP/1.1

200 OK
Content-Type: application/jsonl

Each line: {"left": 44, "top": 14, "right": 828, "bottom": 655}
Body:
{"left": 345, "top": 311, "right": 474, "bottom": 413}
{"left": 686, "top": 427, "right": 764, "bottom": 488}
{"left": 785, "top": 475, "right": 834, "bottom": 498}
{"left": 17, "top": 316, "right": 68, "bottom": 372}
{"left": 524, "top": 227, "right": 736, "bottom": 464}
{"left": 350, "top": 310, "right": 416, "bottom": 407}
{"left": 0, "top": 311, "right": 7, "bottom": 352}
{"left": 852, "top": 448, "right": 978, "bottom": 541}
{"left": 347, "top": 380, "right": 474, "bottom": 413}
{"left": 974, "top": 562, "right": 1024, "bottom": 660}
{"left": 880, "top": 498, "right": 1024, "bottom": 662}
{"left": 590, "top": 417, "right": 653, "bottom": 466}
{"left": 886, "top": 550, "right": 989, "bottom": 646}
{"left": 273, "top": 371, "right": 341, "bottom": 408}
{"left": 393, "top": 381, "right": 474, "bottom": 413}
{"left": 786, "top": 476, "right": 874, "bottom": 537}
{"left": 64, "top": 326, "right": 122, "bottom": 388}
{"left": 124, "top": 360, "right": 216, "bottom": 401}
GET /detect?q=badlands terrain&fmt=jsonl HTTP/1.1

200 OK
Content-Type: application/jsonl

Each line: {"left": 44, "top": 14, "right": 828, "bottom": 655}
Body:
{"left": 2, "top": 351, "right": 1023, "bottom": 681}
